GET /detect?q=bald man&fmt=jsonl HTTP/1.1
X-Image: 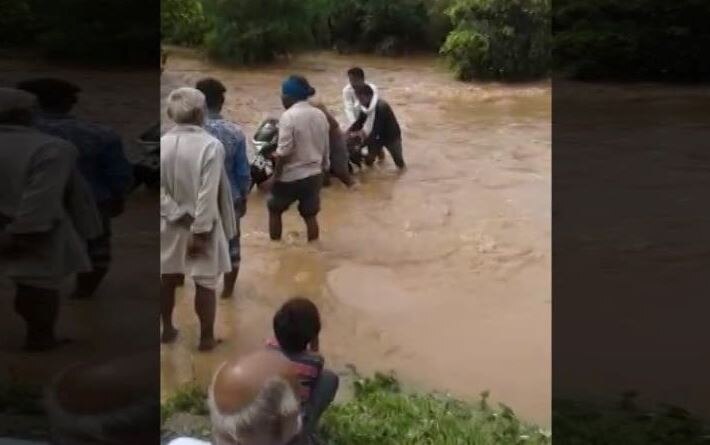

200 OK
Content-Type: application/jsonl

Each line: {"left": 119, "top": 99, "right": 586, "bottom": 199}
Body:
{"left": 167, "top": 350, "right": 303, "bottom": 445}
{"left": 45, "top": 351, "right": 160, "bottom": 444}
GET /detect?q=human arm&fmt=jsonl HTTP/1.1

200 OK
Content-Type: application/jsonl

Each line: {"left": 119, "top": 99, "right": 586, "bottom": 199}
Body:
{"left": 273, "top": 113, "right": 295, "bottom": 180}
{"left": 99, "top": 132, "right": 133, "bottom": 199}
{"left": 360, "top": 82, "right": 379, "bottom": 115}
{"left": 343, "top": 86, "right": 358, "bottom": 124}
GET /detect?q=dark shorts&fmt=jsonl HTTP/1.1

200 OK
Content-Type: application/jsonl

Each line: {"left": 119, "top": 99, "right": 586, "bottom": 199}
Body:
{"left": 268, "top": 174, "right": 323, "bottom": 217}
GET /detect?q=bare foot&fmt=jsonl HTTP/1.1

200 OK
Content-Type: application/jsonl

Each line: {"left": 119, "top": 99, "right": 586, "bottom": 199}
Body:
{"left": 198, "top": 338, "right": 223, "bottom": 352}
{"left": 161, "top": 328, "right": 179, "bottom": 344}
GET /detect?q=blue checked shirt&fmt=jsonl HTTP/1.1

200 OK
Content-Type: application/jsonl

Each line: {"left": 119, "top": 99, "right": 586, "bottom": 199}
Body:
{"left": 34, "top": 113, "right": 133, "bottom": 204}
{"left": 204, "top": 112, "right": 251, "bottom": 202}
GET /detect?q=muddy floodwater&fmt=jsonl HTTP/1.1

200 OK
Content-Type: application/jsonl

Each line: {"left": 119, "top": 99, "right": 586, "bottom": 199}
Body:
{"left": 161, "top": 50, "right": 551, "bottom": 424}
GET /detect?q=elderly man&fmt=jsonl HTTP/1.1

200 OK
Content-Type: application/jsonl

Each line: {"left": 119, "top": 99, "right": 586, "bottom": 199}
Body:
{"left": 160, "top": 87, "right": 236, "bottom": 351}
{"left": 16, "top": 78, "right": 134, "bottom": 299}
{"left": 0, "top": 88, "right": 101, "bottom": 352}
{"left": 269, "top": 75, "right": 329, "bottom": 242}
{"left": 195, "top": 77, "right": 251, "bottom": 300}
{"left": 168, "top": 349, "right": 303, "bottom": 445}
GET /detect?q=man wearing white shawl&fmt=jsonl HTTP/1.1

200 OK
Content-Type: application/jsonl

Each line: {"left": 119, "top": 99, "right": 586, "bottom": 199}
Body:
{"left": 160, "top": 87, "right": 236, "bottom": 351}
{"left": 0, "top": 87, "right": 102, "bottom": 352}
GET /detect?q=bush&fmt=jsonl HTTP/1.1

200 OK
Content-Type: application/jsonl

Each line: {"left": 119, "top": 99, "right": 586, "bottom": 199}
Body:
{"left": 205, "top": 0, "right": 316, "bottom": 64}
{"left": 321, "top": 373, "right": 550, "bottom": 445}
{"left": 440, "top": 0, "right": 551, "bottom": 80}
{"left": 325, "top": 0, "right": 435, "bottom": 54}
{"left": 32, "top": 0, "right": 159, "bottom": 64}
{"left": 0, "top": 0, "right": 36, "bottom": 46}
{"left": 553, "top": 0, "right": 710, "bottom": 81}
{"left": 161, "top": 0, "right": 211, "bottom": 46}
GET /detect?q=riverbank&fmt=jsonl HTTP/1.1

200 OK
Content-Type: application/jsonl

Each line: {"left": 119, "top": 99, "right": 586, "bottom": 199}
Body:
{"left": 161, "top": 374, "right": 551, "bottom": 445}
{"left": 161, "top": 49, "right": 551, "bottom": 424}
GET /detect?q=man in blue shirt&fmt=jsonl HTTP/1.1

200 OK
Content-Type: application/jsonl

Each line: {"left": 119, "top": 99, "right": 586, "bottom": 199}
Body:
{"left": 196, "top": 78, "right": 251, "bottom": 300}
{"left": 17, "top": 78, "right": 133, "bottom": 300}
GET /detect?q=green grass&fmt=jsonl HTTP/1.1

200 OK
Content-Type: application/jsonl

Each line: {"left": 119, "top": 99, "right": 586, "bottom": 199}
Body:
{"left": 161, "top": 373, "right": 551, "bottom": 444}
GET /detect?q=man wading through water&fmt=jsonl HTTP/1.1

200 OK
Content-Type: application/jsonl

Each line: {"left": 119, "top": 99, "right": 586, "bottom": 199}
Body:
{"left": 196, "top": 77, "right": 251, "bottom": 300}
{"left": 268, "top": 76, "right": 329, "bottom": 242}
{"left": 160, "top": 87, "right": 236, "bottom": 351}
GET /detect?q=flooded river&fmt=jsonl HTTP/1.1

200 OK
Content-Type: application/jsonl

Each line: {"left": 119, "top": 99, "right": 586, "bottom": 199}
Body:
{"left": 161, "top": 50, "right": 551, "bottom": 424}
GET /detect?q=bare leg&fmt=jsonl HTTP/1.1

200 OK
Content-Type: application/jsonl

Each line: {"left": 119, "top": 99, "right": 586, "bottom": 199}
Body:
{"left": 160, "top": 274, "right": 181, "bottom": 343}
{"left": 221, "top": 267, "right": 239, "bottom": 299}
{"left": 269, "top": 210, "right": 283, "bottom": 241}
{"left": 15, "top": 284, "right": 66, "bottom": 352}
{"left": 304, "top": 216, "right": 319, "bottom": 242}
{"left": 194, "top": 284, "right": 218, "bottom": 351}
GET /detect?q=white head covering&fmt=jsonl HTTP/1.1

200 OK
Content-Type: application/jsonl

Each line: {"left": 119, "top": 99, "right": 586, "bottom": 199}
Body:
{"left": 0, "top": 87, "right": 37, "bottom": 113}
{"left": 166, "top": 87, "right": 206, "bottom": 124}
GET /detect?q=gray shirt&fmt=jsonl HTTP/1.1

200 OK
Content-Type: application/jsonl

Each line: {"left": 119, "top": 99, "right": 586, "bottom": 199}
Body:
{"left": 275, "top": 101, "right": 330, "bottom": 183}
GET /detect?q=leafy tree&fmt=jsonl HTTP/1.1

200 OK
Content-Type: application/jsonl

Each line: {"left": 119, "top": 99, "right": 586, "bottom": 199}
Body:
{"left": 161, "top": 0, "right": 211, "bottom": 46}
{"left": 440, "top": 0, "right": 551, "bottom": 80}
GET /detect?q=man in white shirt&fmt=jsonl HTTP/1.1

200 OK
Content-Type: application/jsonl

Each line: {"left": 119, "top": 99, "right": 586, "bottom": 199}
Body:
{"left": 342, "top": 67, "right": 378, "bottom": 133}
{"left": 268, "top": 75, "right": 329, "bottom": 242}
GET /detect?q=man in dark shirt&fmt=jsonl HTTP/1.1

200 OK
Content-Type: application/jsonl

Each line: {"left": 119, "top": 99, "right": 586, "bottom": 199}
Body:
{"left": 353, "top": 84, "right": 406, "bottom": 170}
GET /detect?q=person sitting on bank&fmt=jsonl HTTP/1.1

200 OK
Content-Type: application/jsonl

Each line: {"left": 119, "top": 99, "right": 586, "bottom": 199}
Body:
{"left": 268, "top": 76, "right": 330, "bottom": 242}
{"left": 168, "top": 349, "right": 303, "bottom": 445}
{"left": 266, "top": 297, "right": 339, "bottom": 440}
{"left": 351, "top": 84, "right": 406, "bottom": 170}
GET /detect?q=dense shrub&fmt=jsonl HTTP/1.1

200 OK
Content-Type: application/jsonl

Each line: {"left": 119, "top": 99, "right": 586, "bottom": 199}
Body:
{"left": 325, "top": 0, "right": 437, "bottom": 54}
{"left": 161, "top": 0, "right": 211, "bottom": 46}
{"left": 0, "top": 0, "right": 36, "bottom": 46}
{"left": 205, "top": 0, "right": 316, "bottom": 64}
{"left": 32, "top": 0, "right": 159, "bottom": 64}
{"left": 554, "top": 0, "right": 710, "bottom": 81}
{"left": 440, "top": 0, "right": 551, "bottom": 80}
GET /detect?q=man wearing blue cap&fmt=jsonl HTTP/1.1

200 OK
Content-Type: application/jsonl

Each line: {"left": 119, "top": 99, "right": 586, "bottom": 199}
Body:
{"left": 269, "top": 75, "right": 330, "bottom": 242}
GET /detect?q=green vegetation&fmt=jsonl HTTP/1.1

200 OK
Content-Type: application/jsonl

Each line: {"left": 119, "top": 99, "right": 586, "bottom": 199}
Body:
{"left": 161, "top": 0, "right": 211, "bottom": 47}
{"left": 321, "top": 373, "right": 550, "bottom": 445}
{"left": 1, "top": 0, "right": 158, "bottom": 64}
{"left": 161, "top": 374, "right": 551, "bottom": 444}
{"left": 554, "top": 394, "right": 710, "bottom": 445}
{"left": 440, "top": 0, "right": 550, "bottom": 80}
{"left": 553, "top": 0, "right": 710, "bottom": 81}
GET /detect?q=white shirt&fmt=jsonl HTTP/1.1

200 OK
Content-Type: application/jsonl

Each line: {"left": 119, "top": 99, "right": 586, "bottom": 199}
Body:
{"left": 275, "top": 101, "right": 330, "bottom": 183}
{"left": 342, "top": 82, "right": 378, "bottom": 135}
{"left": 160, "top": 124, "right": 235, "bottom": 278}
{"left": 168, "top": 438, "right": 211, "bottom": 445}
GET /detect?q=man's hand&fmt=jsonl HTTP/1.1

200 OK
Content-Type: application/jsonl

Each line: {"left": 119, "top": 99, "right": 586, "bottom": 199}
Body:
{"left": 173, "top": 213, "right": 194, "bottom": 230}
{"left": 187, "top": 231, "right": 211, "bottom": 258}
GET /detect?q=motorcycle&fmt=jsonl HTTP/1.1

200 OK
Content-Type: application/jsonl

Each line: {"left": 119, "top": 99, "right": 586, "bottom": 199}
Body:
{"left": 249, "top": 118, "right": 279, "bottom": 190}
{"left": 131, "top": 123, "right": 160, "bottom": 190}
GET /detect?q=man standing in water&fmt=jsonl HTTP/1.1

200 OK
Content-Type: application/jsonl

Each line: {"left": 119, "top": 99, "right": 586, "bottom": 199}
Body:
{"left": 16, "top": 78, "right": 134, "bottom": 299}
{"left": 354, "top": 84, "right": 407, "bottom": 170}
{"left": 343, "top": 67, "right": 378, "bottom": 129}
{"left": 268, "top": 75, "right": 329, "bottom": 242}
{"left": 160, "top": 87, "right": 236, "bottom": 351}
{"left": 196, "top": 77, "right": 251, "bottom": 300}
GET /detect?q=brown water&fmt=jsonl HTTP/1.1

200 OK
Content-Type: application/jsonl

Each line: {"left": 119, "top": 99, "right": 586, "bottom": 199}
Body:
{"left": 161, "top": 49, "right": 551, "bottom": 424}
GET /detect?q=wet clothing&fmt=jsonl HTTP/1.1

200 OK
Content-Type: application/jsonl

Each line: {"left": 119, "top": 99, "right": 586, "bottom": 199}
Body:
{"left": 268, "top": 174, "right": 323, "bottom": 217}
{"left": 353, "top": 100, "right": 405, "bottom": 169}
{"left": 160, "top": 125, "right": 236, "bottom": 287}
{"left": 343, "top": 82, "right": 378, "bottom": 134}
{"left": 34, "top": 113, "right": 133, "bottom": 205}
{"left": 203, "top": 111, "right": 251, "bottom": 201}
{"left": 275, "top": 101, "right": 330, "bottom": 183}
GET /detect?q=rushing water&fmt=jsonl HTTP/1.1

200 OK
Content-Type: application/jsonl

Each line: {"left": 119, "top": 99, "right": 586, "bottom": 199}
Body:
{"left": 160, "top": 49, "right": 551, "bottom": 424}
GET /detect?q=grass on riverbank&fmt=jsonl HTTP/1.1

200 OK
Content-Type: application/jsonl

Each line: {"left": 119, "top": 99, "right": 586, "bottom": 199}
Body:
{"left": 161, "top": 373, "right": 550, "bottom": 444}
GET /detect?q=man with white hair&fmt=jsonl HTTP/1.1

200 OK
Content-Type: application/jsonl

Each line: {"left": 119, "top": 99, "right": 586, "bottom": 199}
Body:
{"left": 0, "top": 87, "right": 101, "bottom": 351}
{"left": 160, "top": 87, "right": 236, "bottom": 351}
{"left": 168, "top": 349, "right": 303, "bottom": 445}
